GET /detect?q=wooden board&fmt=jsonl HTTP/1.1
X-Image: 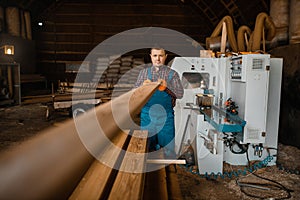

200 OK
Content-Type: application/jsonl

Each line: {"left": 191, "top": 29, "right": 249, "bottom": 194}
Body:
{"left": 108, "top": 130, "right": 148, "bottom": 200}
{"left": 166, "top": 165, "right": 183, "bottom": 200}
{"left": 143, "top": 168, "right": 168, "bottom": 200}
{"left": 69, "top": 130, "right": 129, "bottom": 200}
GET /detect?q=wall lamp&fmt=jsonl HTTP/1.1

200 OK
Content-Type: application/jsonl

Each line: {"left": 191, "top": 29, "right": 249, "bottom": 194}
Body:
{"left": 1, "top": 45, "right": 15, "bottom": 55}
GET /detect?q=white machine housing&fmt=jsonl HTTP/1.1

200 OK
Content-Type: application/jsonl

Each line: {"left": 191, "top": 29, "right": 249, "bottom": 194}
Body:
{"left": 230, "top": 54, "right": 270, "bottom": 144}
{"left": 171, "top": 54, "right": 282, "bottom": 174}
{"left": 171, "top": 57, "right": 231, "bottom": 153}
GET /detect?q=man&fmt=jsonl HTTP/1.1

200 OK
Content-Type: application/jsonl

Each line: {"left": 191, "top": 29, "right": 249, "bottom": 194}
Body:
{"left": 135, "top": 47, "right": 184, "bottom": 157}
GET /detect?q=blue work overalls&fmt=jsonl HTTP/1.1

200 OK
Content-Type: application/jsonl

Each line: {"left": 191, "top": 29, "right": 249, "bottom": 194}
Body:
{"left": 141, "top": 67, "right": 175, "bottom": 154}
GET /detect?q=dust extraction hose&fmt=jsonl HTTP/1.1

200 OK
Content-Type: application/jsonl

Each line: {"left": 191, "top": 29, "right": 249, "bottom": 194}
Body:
{"left": 237, "top": 25, "right": 251, "bottom": 52}
{"left": 249, "top": 12, "right": 276, "bottom": 51}
{"left": 207, "top": 15, "right": 238, "bottom": 52}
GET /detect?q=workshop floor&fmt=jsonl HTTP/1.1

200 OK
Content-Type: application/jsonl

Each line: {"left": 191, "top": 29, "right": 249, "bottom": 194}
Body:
{"left": 0, "top": 103, "right": 299, "bottom": 199}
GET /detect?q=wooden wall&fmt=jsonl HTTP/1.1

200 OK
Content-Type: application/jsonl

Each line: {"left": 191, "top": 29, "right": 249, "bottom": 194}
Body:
{"left": 35, "top": 0, "right": 208, "bottom": 81}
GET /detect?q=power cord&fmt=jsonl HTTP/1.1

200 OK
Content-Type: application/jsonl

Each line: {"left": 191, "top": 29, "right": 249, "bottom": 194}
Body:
{"left": 179, "top": 148, "right": 293, "bottom": 199}
{"left": 236, "top": 148, "right": 293, "bottom": 199}
{"left": 179, "top": 154, "right": 273, "bottom": 179}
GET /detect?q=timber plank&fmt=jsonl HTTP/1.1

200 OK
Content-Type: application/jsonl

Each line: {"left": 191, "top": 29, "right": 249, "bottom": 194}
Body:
{"left": 166, "top": 165, "right": 183, "bottom": 200}
{"left": 69, "top": 130, "right": 129, "bottom": 200}
{"left": 108, "top": 130, "right": 148, "bottom": 200}
{"left": 143, "top": 150, "right": 168, "bottom": 200}
{"left": 143, "top": 167, "right": 168, "bottom": 200}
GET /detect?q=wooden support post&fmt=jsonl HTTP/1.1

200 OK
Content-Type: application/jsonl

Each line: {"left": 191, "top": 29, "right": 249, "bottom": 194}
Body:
{"left": 7, "top": 66, "right": 13, "bottom": 98}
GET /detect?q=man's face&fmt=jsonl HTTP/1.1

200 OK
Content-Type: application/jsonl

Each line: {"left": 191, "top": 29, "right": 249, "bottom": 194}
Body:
{"left": 150, "top": 49, "right": 167, "bottom": 67}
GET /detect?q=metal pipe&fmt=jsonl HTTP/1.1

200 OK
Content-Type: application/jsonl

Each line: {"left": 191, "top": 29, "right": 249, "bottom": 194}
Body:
{"left": 0, "top": 83, "right": 159, "bottom": 199}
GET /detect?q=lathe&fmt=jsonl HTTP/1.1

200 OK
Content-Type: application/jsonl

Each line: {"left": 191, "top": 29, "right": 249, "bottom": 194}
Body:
{"left": 171, "top": 54, "right": 283, "bottom": 174}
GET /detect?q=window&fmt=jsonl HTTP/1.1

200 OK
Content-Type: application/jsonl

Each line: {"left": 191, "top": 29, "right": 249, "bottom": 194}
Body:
{"left": 182, "top": 72, "right": 209, "bottom": 89}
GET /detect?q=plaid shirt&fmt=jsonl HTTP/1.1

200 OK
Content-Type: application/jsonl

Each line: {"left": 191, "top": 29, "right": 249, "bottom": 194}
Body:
{"left": 135, "top": 65, "right": 184, "bottom": 105}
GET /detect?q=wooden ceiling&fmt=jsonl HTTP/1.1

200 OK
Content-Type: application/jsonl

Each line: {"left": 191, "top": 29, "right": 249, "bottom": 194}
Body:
{"left": 0, "top": 0, "right": 271, "bottom": 76}
{"left": 0, "top": 0, "right": 270, "bottom": 36}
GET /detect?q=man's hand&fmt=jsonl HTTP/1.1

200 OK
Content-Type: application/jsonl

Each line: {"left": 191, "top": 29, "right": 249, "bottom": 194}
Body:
{"left": 158, "top": 79, "right": 167, "bottom": 91}
{"left": 143, "top": 79, "right": 152, "bottom": 85}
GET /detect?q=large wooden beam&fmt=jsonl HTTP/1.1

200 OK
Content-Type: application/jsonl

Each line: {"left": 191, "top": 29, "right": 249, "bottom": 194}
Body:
{"left": 0, "top": 83, "right": 159, "bottom": 199}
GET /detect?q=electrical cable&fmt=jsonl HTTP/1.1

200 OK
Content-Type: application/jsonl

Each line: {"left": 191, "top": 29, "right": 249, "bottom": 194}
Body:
{"left": 235, "top": 148, "right": 293, "bottom": 199}
{"left": 179, "top": 154, "right": 273, "bottom": 179}
{"left": 179, "top": 144, "right": 294, "bottom": 199}
{"left": 236, "top": 177, "right": 292, "bottom": 200}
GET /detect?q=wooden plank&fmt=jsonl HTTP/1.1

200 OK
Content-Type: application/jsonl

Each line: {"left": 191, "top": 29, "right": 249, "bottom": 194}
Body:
{"left": 51, "top": 15, "right": 201, "bottom": 26}
{"left": 37, "top": 34, "right": 92, "bottom": 44}
{"left": 143, "top": 149, "right": 169, "bottom": 200}
{"left": 166, "top": 165, "right": 183, "bottom": 200}
{"left": 143, "top": 168, "right": 168, "bottom": 200}
{"left": 22, "top": 91, "right": 107, "bottom": 105}
{"left": 147, "top": 159, "right": 186, "bottom": 165}
{"left": 108, "top": 130, "right": 148, "bottom": 200}
{"left": 37, "top": 52, "right": 87, "bottom": 61}
{"left": 0, "top": 83, "right": 159, "bottom": 199}
{"left": 38, "top": 43, "right": 93, "bottom": 52}
{"left": 54, "top": 4, "right": 192, "bottom": 16}
{"left": 69, "top": 131, "right": 129, "bottom": 200}
{"left": 39, "top": 24, "right": 91, "bottom": 34}
{"left": 40, "top": 23, "right": 206, "bottom": 34}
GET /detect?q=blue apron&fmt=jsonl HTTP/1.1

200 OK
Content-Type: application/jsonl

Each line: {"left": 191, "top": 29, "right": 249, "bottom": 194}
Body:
{"left": 141, "top": 67, "right": 175, "bottom": 152}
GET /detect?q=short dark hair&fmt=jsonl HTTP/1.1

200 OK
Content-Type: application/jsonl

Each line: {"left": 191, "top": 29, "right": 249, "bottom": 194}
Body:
{"left": 150, "top": 47, "right": 166, "bottom": 55}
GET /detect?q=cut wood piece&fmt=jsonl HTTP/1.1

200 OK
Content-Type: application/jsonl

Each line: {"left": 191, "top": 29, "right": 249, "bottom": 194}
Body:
{"left": 108, "top": 130, "right": 148, "bottom": 200}
{"left": 69, "top": 130, "right": 129, "bottom": 200}
{"left": 147, "top": 159, "right": 186, "bottom": 165}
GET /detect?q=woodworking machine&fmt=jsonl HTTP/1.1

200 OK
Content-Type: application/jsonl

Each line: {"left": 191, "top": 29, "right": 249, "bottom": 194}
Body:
{"left": 171, "top": 54, "right": 283, "bottom": 174}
